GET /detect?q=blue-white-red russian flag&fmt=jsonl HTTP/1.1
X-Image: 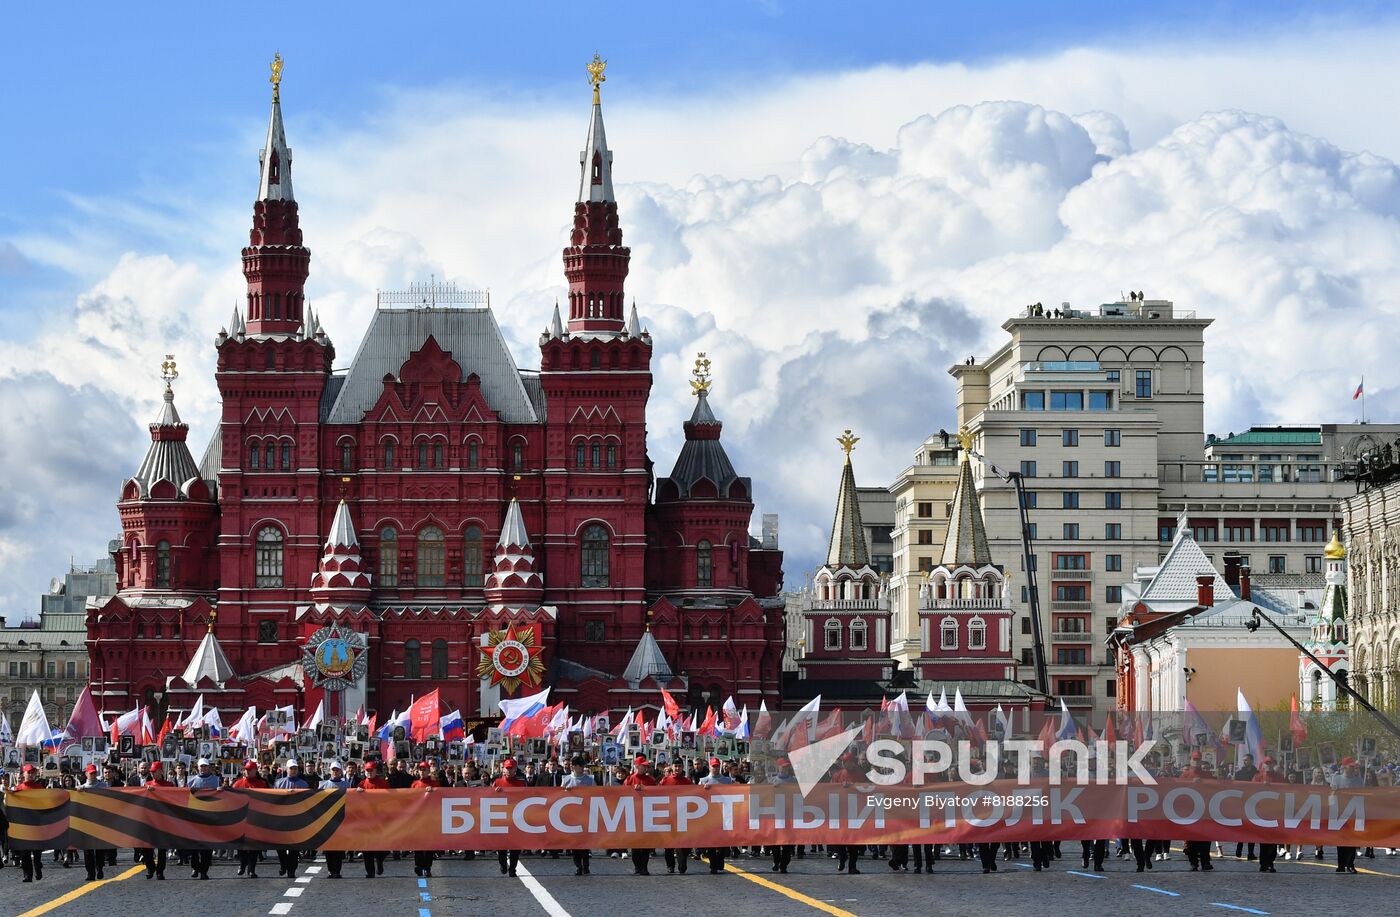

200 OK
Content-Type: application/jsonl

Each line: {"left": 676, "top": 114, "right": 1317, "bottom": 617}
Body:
{"left": 498, "top": 687, "right": 550, "bottom": 731}
{"left": 1355, "top": 381, "right": 1365, "bottom": 400}
{"left": 440, "top": 708, "right": 465, "bottom": 743}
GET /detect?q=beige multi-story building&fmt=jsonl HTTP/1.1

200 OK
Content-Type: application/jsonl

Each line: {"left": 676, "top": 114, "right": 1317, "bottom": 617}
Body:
{"left": 0, "top": 559, "right": 114, "bottom": 727}
{"left": 948, "top": 296, "right": 1399, "bottom": 717}
{"left": 1341, "top": 470, "right": 1400, "bottom": 707}
{"left": 888, "top": 434, "right": 961, "bottom": 666}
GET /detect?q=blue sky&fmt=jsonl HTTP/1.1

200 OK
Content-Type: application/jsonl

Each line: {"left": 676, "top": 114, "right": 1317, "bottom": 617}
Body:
{"left": 3, "top": 2, "right": 1400, "bottom": 617}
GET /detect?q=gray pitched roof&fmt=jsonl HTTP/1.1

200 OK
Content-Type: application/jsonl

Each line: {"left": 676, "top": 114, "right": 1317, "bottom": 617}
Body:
{"left": 498, "top": 498, "right": 530, "bottom": 548}
{"left": 132, "top": 386, "right": 202, "bottom": 497}
{"left": 257, "top": 96, "right": 294, "bottom": 202}
{"left": 663, "top": 391, "right": 744, "bottom": 498}
{"left": 826, "top": 457, "right": 870, "bottom": 567}
{"left": 1140, "top": 527, "right": 1231, "bottom": 604}
{"left": 939, "top": 454, "right": 992, "bottom": 567}
{"left": 179, "top": 629, "right": 238, "bottom": 686}
{"left": 323, "top": 308, "right": 540, "bottom": 424}
{"left": 622, "top": 629, "right": 673, "bottom": 684}
{"left": 579, "top": 97, "right": 615, "bottom": 203}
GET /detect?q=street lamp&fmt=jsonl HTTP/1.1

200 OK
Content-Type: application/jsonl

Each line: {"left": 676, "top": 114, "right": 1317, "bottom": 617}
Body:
{"left": 966, "top": 445, "right": 1051, "bottom": 707}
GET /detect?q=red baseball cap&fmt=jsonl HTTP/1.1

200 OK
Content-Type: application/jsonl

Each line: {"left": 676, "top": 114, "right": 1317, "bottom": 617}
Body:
{"left": 709, "top": 757, "right": 722, "bottom": 767}
{"left": 21, "top": 764, "right": 37, "bottom": 774}
{"left": 1342, "top": 756, "right": 1359, "bottom": 766}
{"left": 501, "top": 758, "right": 516, "bottom": 768}
{"left": 416, "top": 761, "right": 431, "bottom": 769}
{"left": 150, "top": 763, "right": 164, "bottom": 774}
{"left": 634, "top": 755, "right": 649, "bottom": 766}
{"left": 364, "top": 761, "right": 378, "bottom": 771}
{"left": 84, "top": 764, "right": 98, "bottom": 774}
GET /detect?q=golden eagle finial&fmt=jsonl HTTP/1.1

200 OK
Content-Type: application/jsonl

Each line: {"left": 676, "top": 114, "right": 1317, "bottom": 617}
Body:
{"left": 956, "top": 425, "right": 974, "bottom": 455}
{"left": 837, "top": 429, "right": 860, "bottom": 459}
{"left": 587, "top": 54, "right": 607, "bottom": 104}
{"left": 689, "top": 352, "right": 712, "bottom": 396}
{"left": 160, "top": 354, "right": 179, "bottom": 387}
{"left": 270, "top": 52, "right": 284, "bottom": 102}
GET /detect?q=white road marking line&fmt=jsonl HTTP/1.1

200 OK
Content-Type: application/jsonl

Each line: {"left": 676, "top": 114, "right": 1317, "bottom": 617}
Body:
{"left": 513, "top": 862, "right": 574, "bottom": 917}
{"left": 296, "top": 876, "right": 313, "bottom": 883}
{"left": 305, "top": 866, "right": 322, "bottom": 873}
{"left": 285, "top": 887, "right": 305, "bottom": 897}
{"left": 269, "top": 905, "right": 294, "bottom": 916}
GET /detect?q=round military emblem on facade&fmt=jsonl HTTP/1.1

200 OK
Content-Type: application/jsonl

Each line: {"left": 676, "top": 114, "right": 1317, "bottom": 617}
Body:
{"left": 477, "top": 623, "right": 545, "bottom": 693}
{"left": 301, "top": 624, "right": 369, "bottom": 692}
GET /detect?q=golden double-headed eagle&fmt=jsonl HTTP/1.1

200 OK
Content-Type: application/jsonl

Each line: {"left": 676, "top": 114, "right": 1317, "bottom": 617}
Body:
{"left": 690, "top": 352, "right": 712, "bottom": 396}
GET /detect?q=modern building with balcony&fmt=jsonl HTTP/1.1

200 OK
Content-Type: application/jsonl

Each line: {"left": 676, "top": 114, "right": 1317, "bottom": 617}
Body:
{"left": 946, "top": 295, "right": 1393, "bottom": 716}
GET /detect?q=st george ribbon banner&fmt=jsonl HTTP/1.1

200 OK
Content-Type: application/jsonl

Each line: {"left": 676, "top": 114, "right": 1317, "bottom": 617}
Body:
{"left": 5, "top": 782, "right": 1398, "bottom": 851}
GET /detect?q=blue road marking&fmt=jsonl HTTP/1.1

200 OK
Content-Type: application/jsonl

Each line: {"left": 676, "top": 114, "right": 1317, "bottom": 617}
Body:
{"left": 420, "top": 893, "right": 432, "bottom": 902}
{"left": 419, "top": 909, "right": 431, "bottom": 917}
{"left": 1211, "top": 905, "right": 1269, "bottom": 915}
{"left": 1013, "top": 862, "right": 1033, "bottom": 868}
{"left": 1067, "top": 870, "right": 1106, "bottom": 879}
{"left": 417, "top": 878, "right": 428, "bottom": 888}
{"left": 1132, "top": 885, "right": 1181, "bottom": 896}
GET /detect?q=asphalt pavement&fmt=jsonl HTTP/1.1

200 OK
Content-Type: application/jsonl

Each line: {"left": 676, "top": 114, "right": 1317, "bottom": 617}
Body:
{"left": 5, "top": 846, "right": 1395, "bottom": 917}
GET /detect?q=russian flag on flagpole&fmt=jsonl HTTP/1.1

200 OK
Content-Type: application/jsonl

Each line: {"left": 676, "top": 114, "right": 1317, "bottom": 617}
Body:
{"left": 1237, "top": 688, "right": 1265, "bottom": 764}
{"left": 1055, "top": 698, "right": 1077, "bottom": 741}
{"left": 1355, "top": 380, "right": 1365, "bottom": 400}
{"left": 440, "top": 708, "right": 465, "bottom": 743}
{"left": 498, "top": 687, "right": 550, "bottom": 731}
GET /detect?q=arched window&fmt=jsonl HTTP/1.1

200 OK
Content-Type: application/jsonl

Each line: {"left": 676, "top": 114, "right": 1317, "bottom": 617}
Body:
{"left": 378, "top": 527, "right": 398, "bottom": 587}
{"left": 581, "top": 524, "right": 610, "bottom": 587}
{"left": 404, "top": 639, "right": 421, "bottom": 679}
{"left": 264, "top": 443, "right": 276, "bottom": 470}
{"left": 696, "top": 539, "right": 713, "bottom": 587}
{"left": 432, "top": 639, "right": 449, "bottom": 680}
{"left": 940, "top": 617, "right": 959, "bottom": 651}
{"left": 575, "top": 442, "right": 586, "bottom": 468}
{"left": 265, "top": 348, "right": 276, "bottom": 369}
{"left": 417, "top": 441, "right": 429, "bottom": 468}
{"left": 383, "top": 440, "right": 395, "bottom": 469}
{"left": 823, "top": 618, "right": 842, "bottom": 651}
{"left": 434, "top": 442, "right": 444, "bottom": 468}
{"left": 849, "top": 618, "right": 868, "bottom": 651}
{"left": 464, "top": 526, "right": 484, "bottom": 587}
{"left": 280, "top": 441, "right": 292, "bottom": 471}
{"left": 512, "top": 442, "right": 525, "bottom": 471}
{"left": 607, "top": 444, "right": 617, "bottom": 469}
{"left": 1311, "top": 668, "right": 1323, "bottom": 702}
{"left": 255, "top": 526, "right": 284, "bottom": 587}
{"left": 968, "top": 616, "right": 987, "bottom": 650}
{"left": 417, "top": 526, "right": 445, "bottom": 587}
{"left": 591, "top": 443, "right": 601, "bottom": 468}
{"left": 249, "top": 441, "right": 261, "bottom": 470}
{"left": 466, "top": 440, "right": 479, "bottom": 469}
{"left": 340, "top": 442, "right": 354, "bottom": 472}
{"left": 155, "top": 540, "right": 172, "bottom": 588}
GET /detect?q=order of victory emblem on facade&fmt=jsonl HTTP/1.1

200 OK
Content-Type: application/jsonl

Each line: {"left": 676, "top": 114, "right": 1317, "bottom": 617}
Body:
{"left": 301, "top": 624, "right": 369, "bottom": 692}
{"left": 477, "top": 624, "right": 545, "bottom": 693}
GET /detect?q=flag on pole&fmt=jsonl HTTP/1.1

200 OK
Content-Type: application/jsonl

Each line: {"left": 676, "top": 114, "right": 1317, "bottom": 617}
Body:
{"left": 1290, "top": 693, "right": 1309, "bottom": 746}
{"left": 201, "top": 707, "right": 223, "bottom": 738}
{"left": 1237, "top": 688, "right": 1265, "bottom": 764}
{"left": 64, "top": 685, "right": 104, "bottom": 739}
{"left": 498, "top": 687, "right": 550, "bottom": 731}
{"left": 0, "top": 711, "right": 12, "bottom": 745}
{"left": 409, "top": 689, "right": 441, "bottom": 742}
{"left": 440, "top": 709, "right": 465, "bottom": 743}
{"left": 1354, "top": 380, "right": 1365, "bottom": 400}
{"left": 1055, "top": 698, "right": 1077, "bottom": 741}
{"left": 306, "top": 698, "right": 326, "bottom": 732}
{"left": 16, "top": 690, "right": 52, "bottom": 747}
{"left": 659, "top": 687, "right": 681, "bottom": 720}
{"left": 110, "top": 705, "right": 142, "bottom": 745}
{"left": 735, "top": 705, "right": 750, "bottom": 740}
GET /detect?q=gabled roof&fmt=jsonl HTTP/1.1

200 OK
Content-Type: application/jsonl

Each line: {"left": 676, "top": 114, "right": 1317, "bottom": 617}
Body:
{"left": 939, "top": 453, "right": 991, "bottom": 567}
{"left": 179, "top": 629, "right": 237, "bottom": 686}
{"left": 323, "top": 309, "right": 540, "bottom": 424}
{"left": 622, "top": 629, "right": 673, "bottom": 684}
{"left": 1139, "top": 527, "right": 1231, "bottom": 605}
{"left": 826, "top": 456, "right": 869, "bottom": 568}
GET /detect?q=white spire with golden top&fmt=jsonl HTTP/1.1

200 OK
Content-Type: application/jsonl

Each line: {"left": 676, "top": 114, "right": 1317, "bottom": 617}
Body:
{"left": 258, "top": 52, "right": 295, "bottom": 202}
{"left": 579, "top": 54, "right": 615, "bottom": 203}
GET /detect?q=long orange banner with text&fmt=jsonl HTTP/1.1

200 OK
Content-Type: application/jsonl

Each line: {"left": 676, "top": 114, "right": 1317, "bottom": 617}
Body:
{"left": 6, "top": 782, "right": 1399, "bottom": 851}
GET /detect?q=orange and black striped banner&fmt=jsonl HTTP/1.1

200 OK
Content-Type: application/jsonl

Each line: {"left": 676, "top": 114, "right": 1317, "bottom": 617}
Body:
{"left": 7, "top": 782, "right": 1400, "bottom": 850}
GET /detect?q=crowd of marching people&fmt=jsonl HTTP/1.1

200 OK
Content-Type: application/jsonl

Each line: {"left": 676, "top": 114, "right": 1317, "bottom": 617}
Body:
{"left": 0, "top": 745, "right": 1391, "bottom": 884}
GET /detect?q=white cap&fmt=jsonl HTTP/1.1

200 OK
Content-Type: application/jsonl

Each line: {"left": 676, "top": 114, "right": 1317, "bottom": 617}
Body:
{"left": 196, "top": 758, "right": 211, "bottom": 766}
{"left": 328, "top": 760, "right": 343, "bottom": 771}
{"left": 286, "top": 758, "right": 300, "bottom": 768}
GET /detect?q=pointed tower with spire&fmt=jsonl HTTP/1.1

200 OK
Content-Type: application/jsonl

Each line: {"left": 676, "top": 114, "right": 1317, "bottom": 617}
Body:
{"left": 563, "top": 54, "right": 630, "bottom": 335}
{"left": 484, "top": 498, "right": 545, "bottom": 614}
{"left": 243, "top": 52, "right": 309, "bottom": 337}
{"left": 309, "top": 500, "right": 372, "bottom": 610}
{"left": 914, "top": 426, "right": 1016, "bottom": 686}
{"left": 795, "top": 429, "right": 893, "bottom": 680}
{"left": 116, "top": 355, "right": 218, "bottom": 592}
{"left": 1300, "top": 530, "right": 1351, "bottom": 710}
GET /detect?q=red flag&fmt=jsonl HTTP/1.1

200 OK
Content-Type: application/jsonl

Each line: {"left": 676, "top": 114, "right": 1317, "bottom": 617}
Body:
{"left": 1103, "top": 714, "right": 1117, "bottom": 746}
{"left": 64, "top": 685, "right": 104, "bottom": 739}
{"left": 508, "top": 705, "right": 552, "bottom": 739}
{"left": 1037, "top": 715, "right": 1055, "bottom": 748}
{"left": 365, "top": 713, "right": 378, "bottom": 735}
{"left": 1290, "top": 694, "right": 1308, "bottom": 745}
{"left": 816, "top": 707, "right": 843, "bottom": 740}
{"left": 698, "top": 707, "right": 717, "bottom": 737}
{"left": 408, "top": 689, "right": 441, "bottom": 743}
{"left": 660, "top": 688, "right": 680, "bottom": 720}
{"left": 156, "top": 715, "right": 174, "bottom": 747}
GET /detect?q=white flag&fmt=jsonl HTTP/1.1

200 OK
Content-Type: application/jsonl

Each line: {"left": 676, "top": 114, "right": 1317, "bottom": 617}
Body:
{"left": 306, "top": 698, "right": 325, "bottom": 731}
{"left": 0, "top": 711, "right": 12, "bottom": 744}
{"left": 15, "top": 690, "right": 51, "bottom": 747}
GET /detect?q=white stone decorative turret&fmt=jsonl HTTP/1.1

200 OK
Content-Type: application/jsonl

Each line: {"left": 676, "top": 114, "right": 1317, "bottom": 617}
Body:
{"left": 1300, "top": 531, "right": 1350, "bottom": 710}
{"left": 484, "top": 498, "right": 544, "bottom": 613}
{"left": 309, "top": 500, "right": 372, "bottom": 608}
